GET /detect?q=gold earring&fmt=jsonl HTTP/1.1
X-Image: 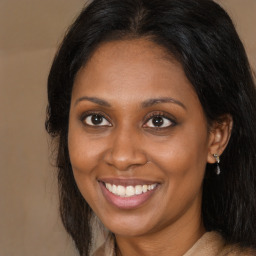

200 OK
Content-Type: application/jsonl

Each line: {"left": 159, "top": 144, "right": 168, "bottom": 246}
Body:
{"left": 213, "top": 154, "right": 220, "bottom": 175}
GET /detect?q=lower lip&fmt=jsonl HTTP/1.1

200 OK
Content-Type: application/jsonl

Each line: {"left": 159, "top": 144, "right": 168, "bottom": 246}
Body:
{"left": 99, "top": 182, "right": 158, "bottom": 209}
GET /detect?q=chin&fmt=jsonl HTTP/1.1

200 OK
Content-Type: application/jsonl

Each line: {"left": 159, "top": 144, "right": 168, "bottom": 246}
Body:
{"left": 98, "top": 211, "right": 160, "bottom": 237}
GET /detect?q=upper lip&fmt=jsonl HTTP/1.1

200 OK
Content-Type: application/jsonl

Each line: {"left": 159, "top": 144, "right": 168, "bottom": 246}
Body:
{"left": 98, "top": 178, "right": 160, "bottom": 186}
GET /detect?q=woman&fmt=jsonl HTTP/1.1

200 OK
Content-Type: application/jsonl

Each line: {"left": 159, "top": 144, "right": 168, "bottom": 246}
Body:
{"left": 45, "top": 0, "right": 256, "bottom": 255}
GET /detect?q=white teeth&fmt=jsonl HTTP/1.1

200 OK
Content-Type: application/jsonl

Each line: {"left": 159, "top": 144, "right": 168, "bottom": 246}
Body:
{"left": 117, "top": 185, "right": 126, "bottom": 197}
{"left": 104, "top": 183, "right": 157, "bottom": 197}
{"left": 126, "top": 186, "right": 135, "bottom": 196}
{"left": 135, "top": 185, "right": 143, "bottom": 195}
{"left": 106, "top": 183, "right": 111, "bottom": 190}
{"left": 149, "top": 184, "right": 157, "bottom": 190}
{"left": 112, "top": 184, "right": 117, "bottom": 195}
{"left": 142, "top": 185, "right": 147, "bottom": 193}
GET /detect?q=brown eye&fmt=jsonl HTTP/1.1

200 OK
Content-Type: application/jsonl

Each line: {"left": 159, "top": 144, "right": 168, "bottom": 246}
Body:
{"left": 145, "top": 115, "right": 173, "bottom": 128}
{"left": 152, "top": 116, "right": 164, "bottom": 127}
{"left": 84, "top": 114, "right": 111, "bottom": 126}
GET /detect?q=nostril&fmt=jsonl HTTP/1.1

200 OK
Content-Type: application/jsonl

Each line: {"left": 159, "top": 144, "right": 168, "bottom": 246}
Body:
{"left": 104, "top": 148, "right": 148, "bottom": 171}
{"left": 103, "top": 131, "right": 148, "bottom": 170}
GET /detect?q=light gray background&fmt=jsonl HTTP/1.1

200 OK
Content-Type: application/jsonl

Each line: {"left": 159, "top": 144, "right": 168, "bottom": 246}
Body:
{"left": 0, "top": 0, "right": 255, "bottom": 255}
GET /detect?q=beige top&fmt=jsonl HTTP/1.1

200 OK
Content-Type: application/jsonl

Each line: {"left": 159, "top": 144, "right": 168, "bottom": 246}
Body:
{"left": 93, "top": 231, "right": 255, "bottom": 256}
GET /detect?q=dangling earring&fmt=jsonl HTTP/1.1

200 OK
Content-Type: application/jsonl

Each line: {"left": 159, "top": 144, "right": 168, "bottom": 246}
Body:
{"left": 213, "top": 154, "right": 220, "bottom": 175}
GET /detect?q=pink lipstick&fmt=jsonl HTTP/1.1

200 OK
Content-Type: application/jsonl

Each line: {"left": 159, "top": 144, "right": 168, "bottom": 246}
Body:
{"left": 99, "top": 180, "right": 159, "bottom": 209}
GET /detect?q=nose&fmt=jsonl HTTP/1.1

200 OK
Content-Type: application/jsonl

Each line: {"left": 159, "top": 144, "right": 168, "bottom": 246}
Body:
{"left": 104, "top": 127, "right": 148, "bottom": 171}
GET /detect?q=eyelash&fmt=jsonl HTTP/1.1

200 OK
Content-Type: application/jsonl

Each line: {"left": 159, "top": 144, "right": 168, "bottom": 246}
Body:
{"left": 80, "top": 111, "right": 177, "bottom": 129}
{"left": 80, "top": 111, "right": 112, "bottom": 127}
{"left": 143, "top": 112, "right": 177, "bottom": 129}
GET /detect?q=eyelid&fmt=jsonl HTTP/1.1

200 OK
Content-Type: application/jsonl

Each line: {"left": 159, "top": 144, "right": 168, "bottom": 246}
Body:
{"left": 142, "top": 111, "right": 177, "bottom": 128}
{"left": 80, "top": 111, "right": 112, "bottom": 127}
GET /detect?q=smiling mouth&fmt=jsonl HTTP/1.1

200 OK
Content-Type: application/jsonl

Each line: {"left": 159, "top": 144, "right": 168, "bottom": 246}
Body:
{"left": 103, "top": 182, "right": 158, "bottom": 197}
{"left": 99, "top": 180, "right": 159, "bottom": 209}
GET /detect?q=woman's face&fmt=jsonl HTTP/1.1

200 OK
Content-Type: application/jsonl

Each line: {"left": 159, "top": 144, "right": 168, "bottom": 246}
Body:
{"left": 68, "top": 39, "right": 213, "bottom": 237}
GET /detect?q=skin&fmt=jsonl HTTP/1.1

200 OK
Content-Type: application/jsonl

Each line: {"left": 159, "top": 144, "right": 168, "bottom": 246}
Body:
{"left": 68, "top": 39, "right": 232, "bottom": 256}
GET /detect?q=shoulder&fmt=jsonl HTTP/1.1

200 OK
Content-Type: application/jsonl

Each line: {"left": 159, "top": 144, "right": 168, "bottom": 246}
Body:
{"left": 219, "top": 244, "right": 256, "bottom": 256}
{"left": 93, "top": 231, "right": 256, "bottom": 256}
{"left": 184, "top": 231, "right": 256, "bottom": 256}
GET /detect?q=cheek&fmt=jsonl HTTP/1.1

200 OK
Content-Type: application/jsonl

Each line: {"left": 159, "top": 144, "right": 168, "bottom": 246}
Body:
{"left": 68, "top": 125, "right": 101, "bottom": 196}
{"left": 68, "top": 125, "right": 103, "bottom": 173}
{"left": 68, "top": 128, "right": 103, "bottom": 207}
{"left": 147, "top": 125, "right": 209, "bottom": 186}
{"left": 147, "top": 130, "right": 208, "bottom": 217}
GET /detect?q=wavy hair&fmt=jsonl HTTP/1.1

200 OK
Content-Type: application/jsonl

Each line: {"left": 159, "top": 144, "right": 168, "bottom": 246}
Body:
{"left": 45, "top": 0, "right": 256, "bottom": 255}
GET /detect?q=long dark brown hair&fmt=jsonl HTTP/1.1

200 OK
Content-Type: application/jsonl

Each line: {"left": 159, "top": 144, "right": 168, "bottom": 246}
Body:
{"left": 46, "top": 0, "right": 256, "bottom": 255}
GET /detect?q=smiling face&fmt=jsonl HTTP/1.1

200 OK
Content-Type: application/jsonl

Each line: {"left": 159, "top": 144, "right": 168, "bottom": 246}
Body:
{"left": 68, "top": 39, "right": 213, "bottom": 239}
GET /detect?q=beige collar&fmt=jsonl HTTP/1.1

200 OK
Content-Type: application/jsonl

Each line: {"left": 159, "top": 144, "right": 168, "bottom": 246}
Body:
{"left": 93, "top": 231, "right": 254, "bottom": 256}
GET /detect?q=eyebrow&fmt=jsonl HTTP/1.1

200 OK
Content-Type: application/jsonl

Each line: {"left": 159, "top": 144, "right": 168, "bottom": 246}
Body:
{"left": 74, "top": 96, "right": 186, "bottom": 110}
{"left": 74, "top": 96, "right": 111, "bottom": 107}
{"left": 141, "top": 97, "right": 186, "bottom": 110}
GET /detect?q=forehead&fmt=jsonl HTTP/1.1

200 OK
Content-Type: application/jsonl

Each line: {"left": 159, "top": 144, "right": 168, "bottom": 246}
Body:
{"left": 72, "top": 39, "right": 199, "bottom": 107}
{"left": 90, "top": 38, "right": 173, "bottom": 65}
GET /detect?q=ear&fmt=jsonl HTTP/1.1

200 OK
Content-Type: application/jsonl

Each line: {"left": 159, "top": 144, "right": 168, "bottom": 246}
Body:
{"left": 207, "top": 114, "right": 233, "bottom": 164}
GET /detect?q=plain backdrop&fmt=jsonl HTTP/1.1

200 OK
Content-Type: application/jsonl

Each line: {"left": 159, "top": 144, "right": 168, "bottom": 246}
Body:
{"left": 0, "top": 0, "right": 255, "bottom": 255}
